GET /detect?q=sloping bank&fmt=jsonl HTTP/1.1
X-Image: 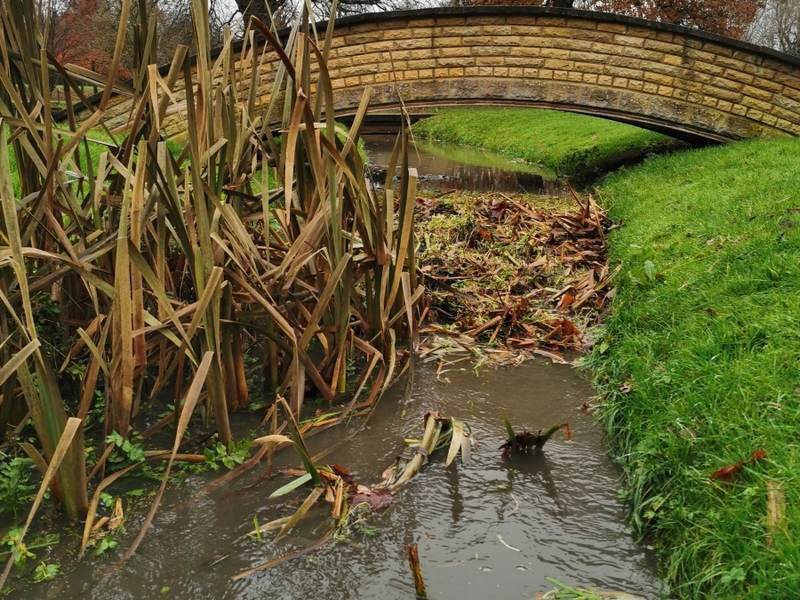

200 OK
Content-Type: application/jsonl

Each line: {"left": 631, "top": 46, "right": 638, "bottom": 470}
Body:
{"left": 412, "top": 107, "right": 686, "bottom": 179}
{"left": 587, "top": 138, "right": 800, "bottom": 597}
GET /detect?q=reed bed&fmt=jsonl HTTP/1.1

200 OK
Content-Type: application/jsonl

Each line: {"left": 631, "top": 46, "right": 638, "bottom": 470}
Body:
{"left": 0, "top": 0, "right": 420, "bottom": 574}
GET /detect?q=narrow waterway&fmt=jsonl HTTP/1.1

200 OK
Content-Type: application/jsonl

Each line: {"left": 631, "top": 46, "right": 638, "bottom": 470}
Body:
{"left": 363, "top": 135, "right": 566, "bottom": 195}
{"left": 32, "top": 360, "right": 661, "bottom": 600}
{"left": 12, "top": 140, "right": 663, "bottom": 600}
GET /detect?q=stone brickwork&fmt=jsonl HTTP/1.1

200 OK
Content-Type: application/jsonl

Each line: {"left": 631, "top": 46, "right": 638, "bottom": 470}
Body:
{"left": 77, "top": 7, "right": 800, "bottom": 143}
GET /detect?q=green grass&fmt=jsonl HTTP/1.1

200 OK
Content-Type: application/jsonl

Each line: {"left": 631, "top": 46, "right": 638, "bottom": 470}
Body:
{"left": 412, "top": 107, "right": 687, "bottom": 180}
{"left": 586, "top": 138, "right": 800, "bottom": 598}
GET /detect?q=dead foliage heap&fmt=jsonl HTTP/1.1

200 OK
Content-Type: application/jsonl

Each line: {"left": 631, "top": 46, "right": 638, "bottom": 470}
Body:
{"left": 415, "top": 187, "right": 619, "bottom": 361}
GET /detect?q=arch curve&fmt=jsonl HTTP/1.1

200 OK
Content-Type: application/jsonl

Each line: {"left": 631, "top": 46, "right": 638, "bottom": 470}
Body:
{"left": 89, "top": 7, "right": 800, "bottom": 144}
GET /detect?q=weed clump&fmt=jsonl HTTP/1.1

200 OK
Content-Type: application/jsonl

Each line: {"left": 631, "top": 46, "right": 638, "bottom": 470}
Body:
{"left": 416, "top": 190, "right": 615, "bottom": 355}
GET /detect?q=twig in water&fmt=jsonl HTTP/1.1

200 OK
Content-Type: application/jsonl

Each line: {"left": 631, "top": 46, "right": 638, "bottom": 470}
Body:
{"left": 407, "top": 543, "right": 428, "bottom": 598}
{"left": 497, "top": 534, "right": 520, "bottom": 552}
{"left": 508, "top": 493, "right": 520, "bottom": 516}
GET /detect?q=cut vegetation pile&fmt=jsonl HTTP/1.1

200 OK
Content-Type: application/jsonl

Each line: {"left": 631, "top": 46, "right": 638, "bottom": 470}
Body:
{"left": 416, "top": 189, "right": 617, "bottom": 360}
{"left": 588, "top": 138, "right": 800, "bottom": 597}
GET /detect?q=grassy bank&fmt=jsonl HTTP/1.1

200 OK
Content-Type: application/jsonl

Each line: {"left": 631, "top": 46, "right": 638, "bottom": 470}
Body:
{"left": 587, "top": 138, "right": 800, "bottom": 597}
{"left": 412, "top": 107, "right": 686, "bottom": 179}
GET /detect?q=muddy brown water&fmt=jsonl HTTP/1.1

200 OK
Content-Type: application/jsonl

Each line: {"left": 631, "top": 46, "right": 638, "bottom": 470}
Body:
{"left": 363, "top": 135, "right": 567, "bottom": 195}
{"left": 21, "top": 359, "right": 663, "bottom": 600}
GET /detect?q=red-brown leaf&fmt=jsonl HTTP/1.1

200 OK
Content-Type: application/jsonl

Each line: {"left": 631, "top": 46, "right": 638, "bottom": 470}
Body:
{"left": 350, "top": 488, "right": 394, "bottom": 511}
{"left": 711, "top": 450, "right": 767, "bottom": 481}
{"left": 711, "top": 462, "right": 745, "bottom": 481}
{"left": 556, "top": 293, "right": 575, "bottom": 313}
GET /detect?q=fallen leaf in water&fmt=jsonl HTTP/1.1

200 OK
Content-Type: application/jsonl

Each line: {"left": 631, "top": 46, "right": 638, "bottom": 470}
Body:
{"left": 497, "top": 534, "right": 520, "bottom": 552}
{"left": 531, "top": 348, "right": 567, "bottom": 363}
{"left": 350, "top": 488, "right": 394, "bottom": 511}
{"left": 711, "top": 450, "right": 767, "bottom": 481}
{"left": 332, "top": 464, "right": 351, "bottom": 477}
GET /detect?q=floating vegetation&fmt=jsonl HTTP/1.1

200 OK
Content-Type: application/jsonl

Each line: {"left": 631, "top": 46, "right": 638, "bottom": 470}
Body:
{"left": 234, "top": 410, "right": 473, "bottom": 579}
{"left": 381, "top": 411, "right": 473, "bottom": 490}
{"left": 538, "top": 576, "right": 646, "bottom": 599}
{"left": 416, "top": 186, "right": 618, "bottom": 361}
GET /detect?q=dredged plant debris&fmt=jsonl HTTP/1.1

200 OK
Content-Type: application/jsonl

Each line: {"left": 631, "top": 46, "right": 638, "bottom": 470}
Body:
{"left": 415, "top": 189, "right": 619, "bottom": 361}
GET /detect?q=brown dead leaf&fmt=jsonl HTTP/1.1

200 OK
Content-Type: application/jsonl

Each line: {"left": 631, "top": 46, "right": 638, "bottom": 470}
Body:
{"left": 108, "top": 497, "right": 124, "bottom": 531}
{"left": 556, "top": 293, "right": 575, "bottom": 313}
{"left": 350, "top": 488, "right": 394, "bottom": 511}
{"left": 489, "top": 199, "right": 508, "bottom": 220}
{"left": 766, "top": 480, "right": 786, "bottom": 546}
{"left": 711, "top": 449, "right": 767, "bottom": 481}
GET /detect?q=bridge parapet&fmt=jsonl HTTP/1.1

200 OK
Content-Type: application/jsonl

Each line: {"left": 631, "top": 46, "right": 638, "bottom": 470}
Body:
{"left": 87, "top": 8, "right": 800, "bottom": 143}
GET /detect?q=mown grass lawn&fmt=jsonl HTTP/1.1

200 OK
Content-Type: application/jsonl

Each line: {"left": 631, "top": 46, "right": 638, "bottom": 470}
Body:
{"left": 413, "top": 107, "right": 687, "bottom": 180}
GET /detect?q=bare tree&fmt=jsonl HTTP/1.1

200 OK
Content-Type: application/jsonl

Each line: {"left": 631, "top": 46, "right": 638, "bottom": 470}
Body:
{"left": 748, "top": 0, "right": 800, "bottom": 55}
{"left": 234, "top": 0, "right": 294, "bottom": 28}
{"left": 46, "top": 0, "right": 240, "bottom": 77}
{"left": 457, "top": 0, "right": 573, "bottom": 8}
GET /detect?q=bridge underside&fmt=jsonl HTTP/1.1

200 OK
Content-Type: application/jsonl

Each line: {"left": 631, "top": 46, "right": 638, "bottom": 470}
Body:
{"left": 333, "top": 92, "right": 733, "bottom": 146}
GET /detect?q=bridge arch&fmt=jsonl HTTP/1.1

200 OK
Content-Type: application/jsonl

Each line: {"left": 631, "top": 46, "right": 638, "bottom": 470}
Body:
{"left": 91, "top": 7, "right": 800, "bottom": 144}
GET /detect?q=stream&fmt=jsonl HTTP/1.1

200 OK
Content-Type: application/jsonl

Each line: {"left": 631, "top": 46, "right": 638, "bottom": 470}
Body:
{"left": 13, "top": 139, "right": 664, "bottom": 600}
{"left": 363, "top": 135, "right": 566, "bottom": 195}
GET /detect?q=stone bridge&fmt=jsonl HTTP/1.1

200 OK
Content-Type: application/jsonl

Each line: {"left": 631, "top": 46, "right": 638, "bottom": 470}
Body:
{"left": 82, "top": 7, "right": 800, "bottom": 144}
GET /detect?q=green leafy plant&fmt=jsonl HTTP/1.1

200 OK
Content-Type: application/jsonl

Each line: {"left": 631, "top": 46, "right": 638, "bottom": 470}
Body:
{"left": 92, "top": 535, "right": 118, "bottom": 557}
{"left": 2, "top": 527, "right": 35, "bottom": 568}
{"left": 106, "top": 432, "right": 146, "bottom": 466}
{"left": 0, "top": 455, "right": 36, "bottom": 517}
{"left": 204, "top": 439, "right": 253, "bottom": 471}
{"left": 33, "top": 561, "right": 60, "bottom": 582}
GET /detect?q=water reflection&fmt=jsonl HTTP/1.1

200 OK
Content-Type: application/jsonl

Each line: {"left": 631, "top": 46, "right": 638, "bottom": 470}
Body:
{"left": 444, "top": 462, "right": 465, "bottom": 524}
{"left": 363, "top": 135, "right": 567, "bottom": 195}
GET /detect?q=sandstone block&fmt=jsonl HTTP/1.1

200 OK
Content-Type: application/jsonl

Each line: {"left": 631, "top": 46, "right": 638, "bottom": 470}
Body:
{"left": 614, "top": 35, "right": 644, "bottom": 48}
{"left": 742, "top": 84, "right": 775, "bottom": 103}
{"left": 597, "top": 22, "right": 626, "bottom": 33}
{"left": 618, "top": 90, "right": 650, "bottom": 114}
{"left": 479, "top": 79, "right": 510, "bottom": 99}
{"left": 466, "top": 16, "right": 505, "bottom": 26}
